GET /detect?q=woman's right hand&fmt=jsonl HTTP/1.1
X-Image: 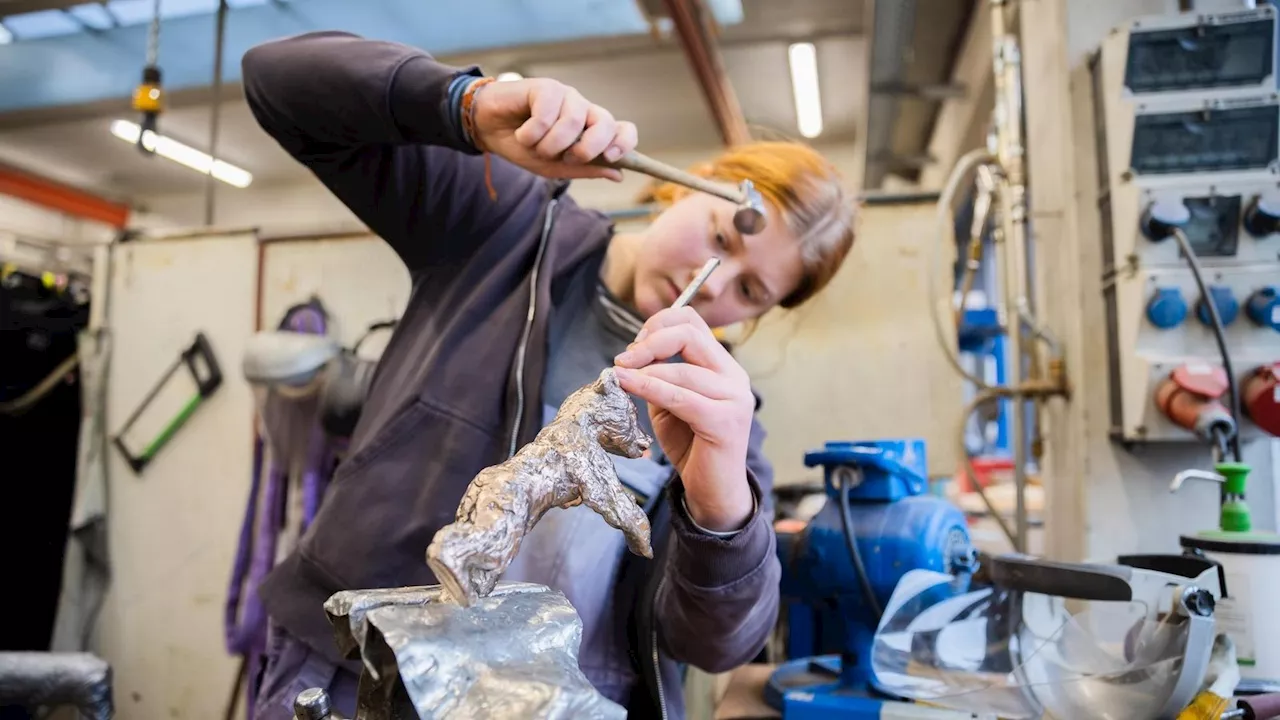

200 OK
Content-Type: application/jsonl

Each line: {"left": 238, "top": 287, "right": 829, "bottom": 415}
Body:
{"left": 468, "top": 77, "right": 638, "bottom": 182}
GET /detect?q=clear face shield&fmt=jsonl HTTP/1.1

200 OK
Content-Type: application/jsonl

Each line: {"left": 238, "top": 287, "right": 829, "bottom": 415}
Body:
{"left": 872, "top": 556, "right": 1220, "bottom": 720}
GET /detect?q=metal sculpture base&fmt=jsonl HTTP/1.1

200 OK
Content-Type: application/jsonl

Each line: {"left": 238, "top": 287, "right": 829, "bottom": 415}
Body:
{"left": 0, "top": 652, "right": 113, "bottom": 720}
{"left": 295, "top": 582, "right": 626, "bottom": 720}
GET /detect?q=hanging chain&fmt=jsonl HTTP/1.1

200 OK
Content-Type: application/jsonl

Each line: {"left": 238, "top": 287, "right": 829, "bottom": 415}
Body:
{"left": 145, "top": 0, "right": 161, "bottom": 67}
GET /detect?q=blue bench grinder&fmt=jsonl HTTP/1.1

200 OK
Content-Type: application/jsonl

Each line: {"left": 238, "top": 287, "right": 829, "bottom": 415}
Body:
{"left": 768, "top": 440, "right": 978, "bottom": 718}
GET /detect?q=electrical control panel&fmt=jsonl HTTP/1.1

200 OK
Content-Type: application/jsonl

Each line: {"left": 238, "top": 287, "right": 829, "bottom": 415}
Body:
{"left": 1120, "top": 9, "right": 1277, "bottom": 100}
{"left": 1094, "top": 5, "right": 1280, "bottom": 443}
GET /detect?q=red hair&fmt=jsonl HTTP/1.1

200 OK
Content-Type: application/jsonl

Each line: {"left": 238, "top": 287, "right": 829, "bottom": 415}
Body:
{"left": 639, "top": 141, "right": 857, "bottom": 308}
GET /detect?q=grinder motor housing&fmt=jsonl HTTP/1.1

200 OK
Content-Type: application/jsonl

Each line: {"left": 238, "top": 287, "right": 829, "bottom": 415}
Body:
{"left": 772, "top": 439, "right": 976, "bottom": 710}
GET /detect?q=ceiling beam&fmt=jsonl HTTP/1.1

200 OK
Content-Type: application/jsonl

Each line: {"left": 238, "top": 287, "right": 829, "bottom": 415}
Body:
{"left": 0, "top": 163, "right": 130, "bottom": 227}
{"left": 661, "top": 0, "right": 750, "bottom": 146}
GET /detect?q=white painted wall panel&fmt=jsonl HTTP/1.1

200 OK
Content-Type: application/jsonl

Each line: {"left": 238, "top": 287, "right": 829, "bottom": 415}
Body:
{"left": 259, "top": 236, "right": 411, "bottom": 347}
{"left": 101, "top": 231, "right": 258, "bottom": 720}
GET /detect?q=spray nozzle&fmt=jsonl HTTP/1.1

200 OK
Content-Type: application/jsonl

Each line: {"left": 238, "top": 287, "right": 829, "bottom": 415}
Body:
{"left": 1169, "top": 469, "right": 1226, "bottom": 492}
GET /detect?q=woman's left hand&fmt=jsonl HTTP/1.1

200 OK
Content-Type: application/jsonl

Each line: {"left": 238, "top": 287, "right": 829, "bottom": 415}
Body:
{"left": 613, "top": 307, "right": 757, "bottom": 532}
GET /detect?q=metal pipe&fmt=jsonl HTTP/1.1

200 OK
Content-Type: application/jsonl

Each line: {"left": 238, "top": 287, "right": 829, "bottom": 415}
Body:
{"left": 955, "top": 164, "right": 997, "bottom": 327}
{"left": 990, "top": 0, "right": 1031, "bottom": 553}
{"left": 931, "top": 148, "right": 998, "bottom": 391}
{"left": 204, "top": 0, "right": 229, "bottom": 227}
{"left": 0, "top": 164, "right": 130, "bottom": 228}
{"left": 961, "top": 390, "right": 1019, "bottom": 547}
{"left": 1019, "top": 305, "right": 1062, "bottom": 360}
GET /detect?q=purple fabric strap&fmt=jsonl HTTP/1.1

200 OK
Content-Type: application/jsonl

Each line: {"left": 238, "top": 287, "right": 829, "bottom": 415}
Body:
{"left": 224, "top": 302, "right": 335, "bottom": 719}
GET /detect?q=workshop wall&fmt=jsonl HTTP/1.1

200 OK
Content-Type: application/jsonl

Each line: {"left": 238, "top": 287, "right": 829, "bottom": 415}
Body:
{"left": 0, "top": 193, "right": 116, "bottom": 246}
{"left": 259, "top": 235, "right": 411, "bottom": 345}
{"left": 1024, "top": 0, "right": 1280, "bottom": 563}
{"left": 82, "top": 230, "right": 412, "bottom": 720}
{"left": 733, "top": 196, "right": 965, "bottom": 485}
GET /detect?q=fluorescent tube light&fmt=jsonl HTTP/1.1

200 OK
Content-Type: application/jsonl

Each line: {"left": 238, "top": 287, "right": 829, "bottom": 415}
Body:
{"left": 109, "top": 119, "right": 253, "bottom": 188}
{"left": 787, "top": 42, "right": 823, "bottom": 139}
{"left": 496, "top": 71, "right": 523, "bottom": 82}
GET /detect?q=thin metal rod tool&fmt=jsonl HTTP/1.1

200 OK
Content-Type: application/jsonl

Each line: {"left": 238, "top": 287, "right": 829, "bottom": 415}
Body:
{"left": 629, "top": 256, "right": 720, "bottom": 358}
{"left": 671, "top": 257, "right": 721, "bottom": 310}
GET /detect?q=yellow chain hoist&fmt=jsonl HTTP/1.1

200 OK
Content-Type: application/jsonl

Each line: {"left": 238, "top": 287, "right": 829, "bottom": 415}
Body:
{"left": 131, "top": 0, "right": 163, "bottom": 154}
{"left": 131, "top": 66, "right": 163, "bottom": 137}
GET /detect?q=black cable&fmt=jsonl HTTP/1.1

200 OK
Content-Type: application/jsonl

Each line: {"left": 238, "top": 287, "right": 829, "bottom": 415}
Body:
{"left": 1211, "top": 424, "right": 1230, "bottom": 506}
{"left": 222, "top": 655, "right": 246, "bottom": 720}
{"left": 1171, "top": 229, "right": 1243, "bottom": 463}
{"left": 1211, "top": 425, "right": 1229, "bottom": 464}
{"left": 836, "top": 469, "right": 883, "bottom": 623}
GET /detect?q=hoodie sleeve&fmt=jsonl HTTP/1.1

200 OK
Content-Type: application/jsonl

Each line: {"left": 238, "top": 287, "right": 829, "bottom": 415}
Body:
{"left": 241, "top": 31, "right": 543, "bottom": 271}
{"left": 654, "top": 413, "right": 782, "bottom": 672}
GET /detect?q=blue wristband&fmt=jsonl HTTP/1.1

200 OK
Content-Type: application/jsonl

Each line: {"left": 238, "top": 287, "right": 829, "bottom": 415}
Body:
{"left": 447, "top": 72, "right": 484, "bottom": 151}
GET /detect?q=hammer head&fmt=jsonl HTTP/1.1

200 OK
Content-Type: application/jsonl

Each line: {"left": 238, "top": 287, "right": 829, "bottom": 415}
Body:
{"left": 733, "top": 179, "right": 768, "bottom": 236}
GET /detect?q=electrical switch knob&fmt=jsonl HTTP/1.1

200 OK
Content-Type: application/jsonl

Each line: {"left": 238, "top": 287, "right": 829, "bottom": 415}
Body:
{"left": 1196, "top": 285, "right": 1240, "bottom": 328}
{"left": 1146, "top": 287, "right": 1188, "bottom": 329}
{"left": 1244, "top": 191, "right": 1280, "bottom": 238}
{"left": 1246, "top": 286, "right": 1280, "bottom": 332}
{"left": 1243, "top": 364, "right": 1280, "bottom": 437}
{"left": 1141, "top": 200, "right": 1191, "bottom": 241}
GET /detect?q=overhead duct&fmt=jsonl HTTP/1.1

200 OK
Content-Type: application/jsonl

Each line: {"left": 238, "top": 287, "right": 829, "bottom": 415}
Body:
{"left": 862, "top": 0, "right": 918, "bottom": 190}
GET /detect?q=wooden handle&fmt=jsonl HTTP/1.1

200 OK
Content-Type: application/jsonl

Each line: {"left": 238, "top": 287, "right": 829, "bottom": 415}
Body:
{"left": 593, "top": 151, "right": 741, "bottom": 204}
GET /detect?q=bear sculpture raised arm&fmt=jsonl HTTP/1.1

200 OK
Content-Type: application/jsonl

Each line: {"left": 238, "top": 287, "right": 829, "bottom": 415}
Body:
{"left": 426, "top": 367, "right": 654, "bottom": 606}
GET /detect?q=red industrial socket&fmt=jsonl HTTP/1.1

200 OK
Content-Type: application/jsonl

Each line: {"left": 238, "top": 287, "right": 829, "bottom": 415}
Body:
{"left": 1243, "top": 363, "right": 1280, "bottom": 437}
{"left": 1153, "top": 364, "right": 1235, "bottom": 438}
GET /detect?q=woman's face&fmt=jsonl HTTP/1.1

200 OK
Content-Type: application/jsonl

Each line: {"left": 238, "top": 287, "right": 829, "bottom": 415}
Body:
{"left": 631, "top": 191, "right": 806, "bottom": 328}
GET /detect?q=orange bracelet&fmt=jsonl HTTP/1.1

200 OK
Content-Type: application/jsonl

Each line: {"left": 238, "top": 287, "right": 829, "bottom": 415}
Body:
{"left": 460, "top": 77, "right": 499, "bottom": 201}
{"left": 460, "top": 76, "right": 495, "bottom": 149}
